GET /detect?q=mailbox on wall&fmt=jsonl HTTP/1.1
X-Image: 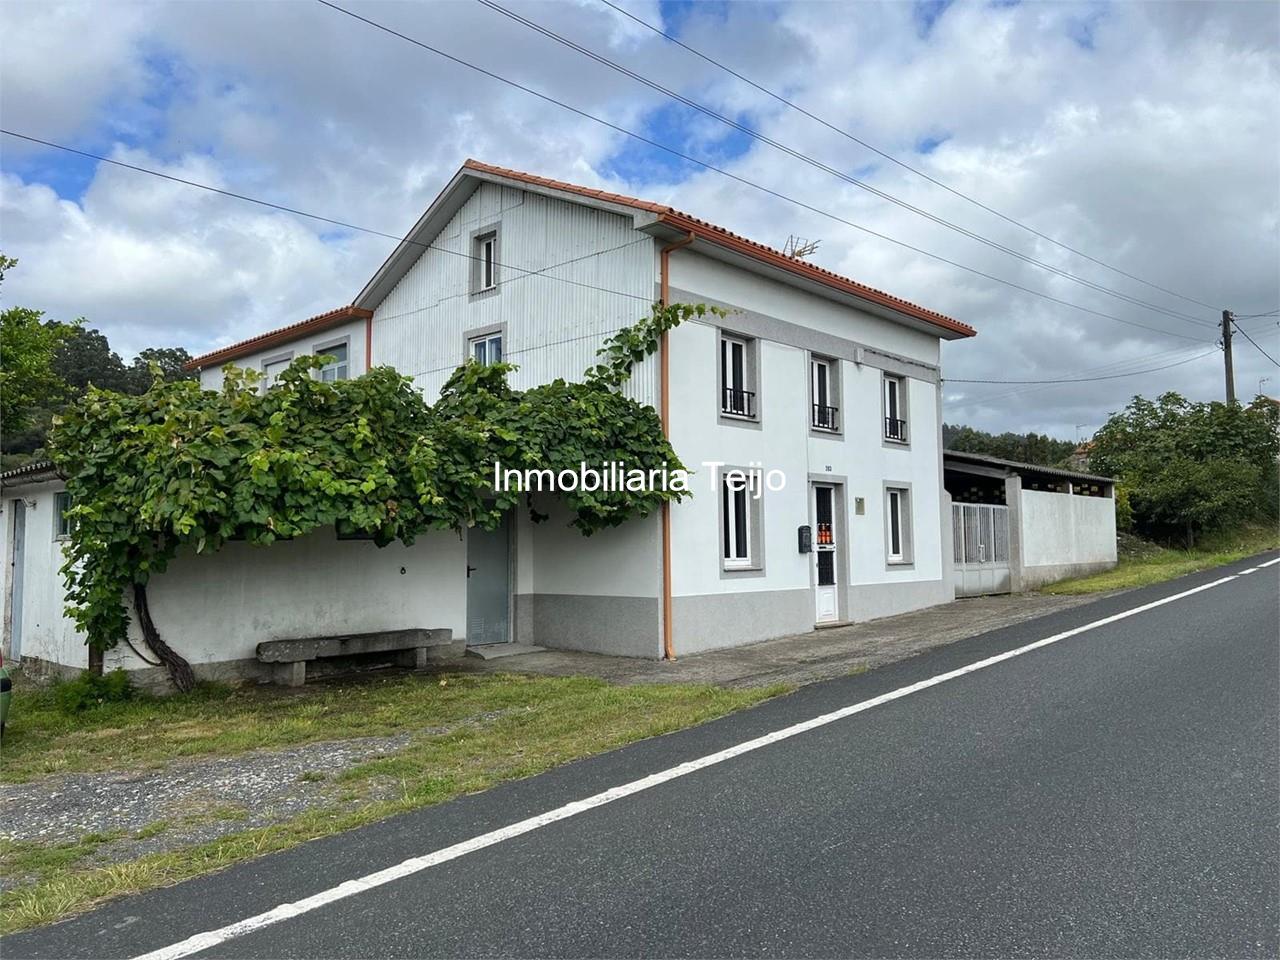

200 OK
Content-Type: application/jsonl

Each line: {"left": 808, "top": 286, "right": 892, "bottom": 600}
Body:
{"left": 797, "top": 524, "right": 812, "bottom": 554}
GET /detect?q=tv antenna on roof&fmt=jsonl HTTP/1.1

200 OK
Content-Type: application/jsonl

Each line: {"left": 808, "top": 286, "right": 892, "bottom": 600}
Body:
{"left": 783, "top": 235, "right": 821, "bottom": 259}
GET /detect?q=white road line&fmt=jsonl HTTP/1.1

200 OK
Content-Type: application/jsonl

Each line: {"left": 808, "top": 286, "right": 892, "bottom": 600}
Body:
{"left": 1240, "top": 568, "right": 1259, "bottom": 575}
{"left": 136, "top": 571, "right": 1245, "bottom": 960}
{"left": 1259, "top": 557, "right": 1280, "bottom": 568}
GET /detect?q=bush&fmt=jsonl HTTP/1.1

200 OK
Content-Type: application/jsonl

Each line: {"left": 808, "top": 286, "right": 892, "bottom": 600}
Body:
{"left": 54, "top": 669, "right": 135, "bottom": 714}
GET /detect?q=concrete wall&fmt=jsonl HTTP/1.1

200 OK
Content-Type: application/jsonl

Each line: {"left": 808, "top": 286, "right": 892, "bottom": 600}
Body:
{"left": 2, "top": 479, "right": 468, "bottom": 679}
{"left": 197, "top": 318, "right": 369, "bottom": 391}
{"left": 513, "top": 495, "right": 660, "bottom": 658}
{"left": 1017, "top": 488, "right": 1118, "bottom": 589}
{"left": 665, "top": 250, "right": 951, "bottom": 656}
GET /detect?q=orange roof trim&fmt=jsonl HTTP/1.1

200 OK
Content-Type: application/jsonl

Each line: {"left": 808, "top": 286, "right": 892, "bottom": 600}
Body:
{"left": 463, "top": 159, "right": 976, "bottom": 339}
{"left": 185, "top": 305, "right": 373, "bottom": 370}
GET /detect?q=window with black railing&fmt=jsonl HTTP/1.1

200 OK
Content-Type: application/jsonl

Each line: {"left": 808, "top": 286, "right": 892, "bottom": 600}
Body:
{"left": 884, "top": 417, "right": 908, "bottom": 442}
{"left": 812, "top": 404, "right": 839, "bottom": 431}
{"left": 723, "top": 387, "right": 756, "bottom": 418}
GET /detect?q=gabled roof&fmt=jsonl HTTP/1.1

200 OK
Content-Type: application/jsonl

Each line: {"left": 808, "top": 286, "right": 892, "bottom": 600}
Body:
{"left": 190, "top": 161, "right": 975, "bottom": 370}
{"left": 184, "top": 306, "right": 372, "bottom": 371}
{"left": 357, "top": 159, "right": 976, "bottom": 340}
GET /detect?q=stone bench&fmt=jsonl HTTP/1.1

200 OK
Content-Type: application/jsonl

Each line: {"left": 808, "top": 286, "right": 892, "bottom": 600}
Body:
{"left": 256, "top": 628, "right": 459, "bottom": 686}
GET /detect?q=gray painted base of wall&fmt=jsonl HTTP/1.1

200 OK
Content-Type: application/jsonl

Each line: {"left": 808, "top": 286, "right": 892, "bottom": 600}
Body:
{"left": 515, "top": 594, "right": 661, "bottom": 659}
{"left": 848, "top": 578, "right": 952, "bottom": 623}
{"left": 11, "top": 656, "right": 84, "bottom": 684}
{"left": 27, "top": 640, "right": 471, "bottom": 695}
{"left": 673, "top": 588, "right": 813, "bottom": 656}
{"left": 1020, "top": 560, "right": 1116, "bottom": 591}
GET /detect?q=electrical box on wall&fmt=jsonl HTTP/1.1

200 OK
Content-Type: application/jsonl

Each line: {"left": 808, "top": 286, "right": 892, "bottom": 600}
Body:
{"left": 797, "top": 525, "right": 812, "bottom": 553}
{"left": 855, "top": 497, "right": 866, "bottom": 515}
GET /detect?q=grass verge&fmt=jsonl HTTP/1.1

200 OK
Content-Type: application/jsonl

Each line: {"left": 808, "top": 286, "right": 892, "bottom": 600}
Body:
{"left": 0, "top": 671, "right": 786, "bottom": 934}
{"left": 1041, "top": 525, "right": 1278, "bottom": 595}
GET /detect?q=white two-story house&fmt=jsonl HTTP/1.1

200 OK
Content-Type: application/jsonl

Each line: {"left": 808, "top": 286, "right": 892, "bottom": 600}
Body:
{"left": 2, "top": 160, "right": 975, "bottom": 679}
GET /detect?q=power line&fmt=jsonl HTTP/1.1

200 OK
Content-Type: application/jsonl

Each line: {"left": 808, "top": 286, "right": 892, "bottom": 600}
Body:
{"left": 4, "top": 131, "right": 1222, "bottom": 399}
{"left": 593, "top": 0, "right": 1220, "bottom": 314}
{"left": 944, "top": 347, "right": 1221, "bottom": 385}
{"left": 312, "top": 0, "right": 1216, "bottom": 346}
{"left": 950, "top": 343, "right": 1209, "bottom": 408}
{"left": 1234, "top": 309, "right": 1280, "bottom": 320}
{"left": 478, "top": 0, "right": 1213, "bottom": 331}
{"left": 0, "top": 130, "right": 656, "bottom": 307}
{"left": 1232, "top": 319, "right": 1280, "bottom": 367}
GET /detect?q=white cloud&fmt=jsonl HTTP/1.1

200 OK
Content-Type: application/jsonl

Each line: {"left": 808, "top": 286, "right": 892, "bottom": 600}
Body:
{"left": 0, "top": 0, "right": 1276, "bottom": 435}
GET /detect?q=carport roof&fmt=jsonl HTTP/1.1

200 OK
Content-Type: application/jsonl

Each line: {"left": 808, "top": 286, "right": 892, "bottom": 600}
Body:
{"left": 943, "top": 450, "right": 1115, "bottom": 486}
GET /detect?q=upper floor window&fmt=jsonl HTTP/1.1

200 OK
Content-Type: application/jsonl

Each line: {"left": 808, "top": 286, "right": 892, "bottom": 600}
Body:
{"left": 810, "top": 356, "right": 839, "bottom": 432}
{"left": 474, "top": 229, "right": 498, "bottom": 293}
{"left": 720, "top": 334, "right": 757, "bottom": 419}
{"left": 883, "top": 374, "right": 908, "bottom": 443}
{"left": 54, "top": 491, "right": 74, "bottom": 540}
{"left": 317, "top": 342, "right": 349, "bottom": 382}
{"left": 261, "top": 355, "right": 291, "bottom": 393}
{"left": 470, "top": 332, "right": 503, "bottom": 365}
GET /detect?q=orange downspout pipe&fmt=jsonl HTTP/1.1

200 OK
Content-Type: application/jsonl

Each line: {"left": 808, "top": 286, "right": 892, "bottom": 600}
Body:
{"left": 659, "top": 232, "right": 695, "bottom": 661}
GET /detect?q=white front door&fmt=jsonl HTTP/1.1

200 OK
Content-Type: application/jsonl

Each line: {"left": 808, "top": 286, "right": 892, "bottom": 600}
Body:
{"left": 812, "top": 485, "right": 839, "bottom": 623}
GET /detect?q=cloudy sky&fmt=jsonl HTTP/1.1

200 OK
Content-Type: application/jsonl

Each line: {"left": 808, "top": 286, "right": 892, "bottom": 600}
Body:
{"left": 1, "top": 0, "right": 1277, "bottom": 437}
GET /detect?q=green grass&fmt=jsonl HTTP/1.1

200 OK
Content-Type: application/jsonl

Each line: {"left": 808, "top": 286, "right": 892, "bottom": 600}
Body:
{"left": 0, "top": 670, "right": 786, "bottom": 933}
{"left": 1041, "top": 525, "right": 1278, "bottom": 595}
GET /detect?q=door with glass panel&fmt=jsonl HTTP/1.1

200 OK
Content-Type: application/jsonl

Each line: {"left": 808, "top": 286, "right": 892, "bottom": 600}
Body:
{"left": 812, "top": 484, "right": 839, "bottom": 623}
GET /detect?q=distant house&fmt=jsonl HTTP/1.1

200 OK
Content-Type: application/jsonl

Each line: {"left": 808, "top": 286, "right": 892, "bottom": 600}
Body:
{"left": 4, "top": 160, "right": 983, "bottom": 682}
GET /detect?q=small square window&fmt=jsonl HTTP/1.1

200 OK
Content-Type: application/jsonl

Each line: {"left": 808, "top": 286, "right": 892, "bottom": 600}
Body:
{"left": 470, "top": 333, "right": 503, "bottom": 366}
{"left": 54, "top": 491, "right": 73, "bottom": 540}
{"left": 317, "top": 342, "right": 349, "bottom": 382}
{"left": 262, "top": 356, "right": 291, "bottom": 392}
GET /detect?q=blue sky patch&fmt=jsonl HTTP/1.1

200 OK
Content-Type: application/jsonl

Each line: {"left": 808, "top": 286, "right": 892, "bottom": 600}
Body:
{"left": 914, "top": 0, "right": 955, "bottom": 37}
{"left": 916, "top": 133, "right": 951, "bottom": 155}
{"left": 601, "top": 100, "right": 755, "bottom": 186}
{"left": 1066, "top": 4, "right": 1107, "bottom": 50}
{"left": 658, "top": 0, "right": 728, "bottom": 36}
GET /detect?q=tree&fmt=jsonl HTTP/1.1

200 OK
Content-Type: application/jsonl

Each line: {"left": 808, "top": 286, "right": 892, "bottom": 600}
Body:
{"left": 0, "top": 260, "right": 197, "bottom": 464}
{"left": 0, "top": 255, "right": 75, "bottom": 439}
{"left": 125, "top": 347, "right": 196, "bottom": 393}
{"left": 51, "top": 303, "right": 716, "bottom": 691}
{"left": 1089, "top": 392, "right": 1279, "bottom": 547}
{"left": 942, "top": 423, "right": 1077, "bottom": 467}
{"left": 51, "top": 324, "right": 131, "bottom": 394}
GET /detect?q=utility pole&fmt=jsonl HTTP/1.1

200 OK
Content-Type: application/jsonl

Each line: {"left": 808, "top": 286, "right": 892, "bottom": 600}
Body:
{"left": 1222, "top": 309, "right": 1236, "bottom": 404}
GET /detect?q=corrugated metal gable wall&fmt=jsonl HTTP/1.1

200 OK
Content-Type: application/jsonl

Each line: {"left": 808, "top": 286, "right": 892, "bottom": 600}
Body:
{"left": 372, "top": 182, "right": 659, "bottom": 406}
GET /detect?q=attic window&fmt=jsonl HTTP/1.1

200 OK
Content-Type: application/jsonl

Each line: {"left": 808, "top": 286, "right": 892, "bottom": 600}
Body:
{"left": 474, "top": 230, "right": 498, "bottom": 293}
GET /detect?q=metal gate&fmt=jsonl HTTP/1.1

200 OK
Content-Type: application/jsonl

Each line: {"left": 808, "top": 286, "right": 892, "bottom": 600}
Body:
{"left": 952, "top": 503, "right": 1011, "bottom": 597}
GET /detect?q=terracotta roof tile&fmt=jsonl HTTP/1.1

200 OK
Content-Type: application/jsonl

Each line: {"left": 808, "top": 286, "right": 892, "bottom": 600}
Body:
{"left": 463, "top": 159, "right": 975, "bottom": 338}
{"left": 185, "top": 306, "right": 372, "bottom": 370}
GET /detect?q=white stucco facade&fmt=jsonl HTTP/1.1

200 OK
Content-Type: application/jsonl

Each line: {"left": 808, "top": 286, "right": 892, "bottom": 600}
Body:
{"left": 5, "top": 162, "right": 994, "bottom": 679}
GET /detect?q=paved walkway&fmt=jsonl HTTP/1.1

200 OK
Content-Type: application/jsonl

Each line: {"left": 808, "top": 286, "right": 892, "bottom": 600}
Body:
{"left": 466, "top": 591, "right": 1104, "bottom": 689}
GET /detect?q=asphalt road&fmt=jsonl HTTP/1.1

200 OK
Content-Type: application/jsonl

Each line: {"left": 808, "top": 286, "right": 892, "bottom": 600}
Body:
{"left": 7, "top": 554, "right": 1278, "bottom": 959}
